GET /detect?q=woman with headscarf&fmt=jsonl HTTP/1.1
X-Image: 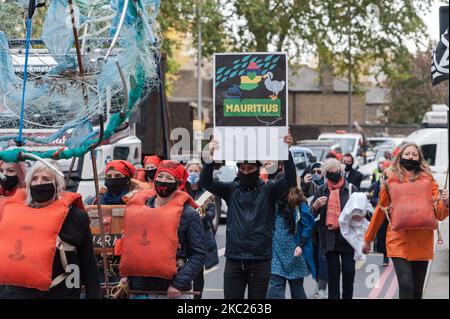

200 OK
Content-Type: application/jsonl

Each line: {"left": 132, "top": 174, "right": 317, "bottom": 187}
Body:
{"left": 85, "top": 160, "right": 137, "bottom": 205}
{"left": 136, "top": 155, "right": 162, "bottom": 187}
{"left": 0, "top": 161, "right": 99, "bottom": 299}
{"left": 118, "top": 160, "right": 207, "bottom": 299}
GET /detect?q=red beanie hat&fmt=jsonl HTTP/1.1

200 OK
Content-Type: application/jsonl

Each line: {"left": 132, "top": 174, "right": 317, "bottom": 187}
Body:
{"left": 155, "top": 160, "right": 189, "bottom": 191}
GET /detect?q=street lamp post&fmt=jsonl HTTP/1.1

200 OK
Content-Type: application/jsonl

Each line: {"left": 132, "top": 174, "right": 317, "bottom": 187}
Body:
{"left": 196, "top": 0, "right": 203, "bottom": 155}
{"left": 347, "top": 6, "right": 352, "bottom": 133}
{"left": 384, "top": 105, "right": 390, "bottom": 135}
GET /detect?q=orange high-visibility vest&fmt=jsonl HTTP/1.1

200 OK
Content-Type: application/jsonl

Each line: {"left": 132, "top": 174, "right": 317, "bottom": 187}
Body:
{"left": 119, "top": 190, "right": 198, "bottom": 279}
{"left": 0, "top": 190, "right": 84, "bottom": 291}
{"left": 387, "top": 173, "right": 437, "bottom": 231}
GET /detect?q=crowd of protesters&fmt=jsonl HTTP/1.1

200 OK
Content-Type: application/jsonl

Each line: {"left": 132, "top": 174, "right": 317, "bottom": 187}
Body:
{"left": 0, "top": 132, "right": 448, "bottom": 300}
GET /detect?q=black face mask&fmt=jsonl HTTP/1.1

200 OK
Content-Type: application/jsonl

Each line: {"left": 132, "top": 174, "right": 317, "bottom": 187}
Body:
{"left": 154, "top": 180, "right": 178, "bottom": 198}
{"left": 344, "top": 164, "right": 353, "bottom": 172}
{"left": 400, "top": 158, "right": 420, "bottom": 171}
{"left": 0, "top": 175, "right": 19, "bottom": 191}
{"left": 105, "top": 177, "right": 130, "bottom": 194}
{"left": 30, "top": 183, "right": 56, "bottom": 203}
{"left": 238, "top": 169, "right": 260, "bottom": 188}
{"left": 145, "top": 169, "right": 157, "bottom": 181}
{"left": 326, "top": 172, "right": 342, "bottom": 184}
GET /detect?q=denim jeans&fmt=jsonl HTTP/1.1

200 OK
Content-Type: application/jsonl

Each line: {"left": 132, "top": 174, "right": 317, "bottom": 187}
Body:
{"left": 313, "top": 242, "right": 328, "bottom": 282}
{"left": 223, "top": 258, "right": 271, "bottom": 299}
{"left": 266, "top": 275, "right": 307, "bottom": 299}
{"left": 326, "top": 251, "right": 355, "bottom": 299}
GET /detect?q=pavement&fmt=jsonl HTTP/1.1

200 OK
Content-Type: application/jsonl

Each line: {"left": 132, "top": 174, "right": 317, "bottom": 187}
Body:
{"left": 203, "top": 224, "right": 401, "bottom": 299}
{"left": 423, "top": 218, "right": 449, "bottom": 299}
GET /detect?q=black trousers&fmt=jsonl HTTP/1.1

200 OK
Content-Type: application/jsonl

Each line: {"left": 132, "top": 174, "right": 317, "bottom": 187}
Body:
{"left": 392, "top": 258, "right": 429, "bottom": 299}
{"left": 326, "top": 251, "right": 355, "bottom": 299}
{"left": 193, "top": 269, "right": 204, "bottom": 299}
{"left": 223, "top": 258, "right": 271, "bottom": 299}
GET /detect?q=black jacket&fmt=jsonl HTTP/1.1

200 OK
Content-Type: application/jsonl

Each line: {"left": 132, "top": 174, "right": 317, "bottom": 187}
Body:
{"left": 311, "top": 181, "right": 358, "bottom": 254}
{"left": 1, "top": 206, "right": 100, "bottom": 299}
{"left": 185, "top": 184, "right": 219, "bottom": 269}
{"left": 129, "top": 197, "right": 207, "bottom": 292}
{"left": 200, "top": 152, "right": 297, "bottom": 260}
{"left": 344, "top": 169, "right": 363, "bottom": 189}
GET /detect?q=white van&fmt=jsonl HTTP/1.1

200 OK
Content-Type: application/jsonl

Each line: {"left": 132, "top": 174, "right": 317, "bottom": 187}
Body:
{"left": 405, "top": 128, "right": 448, "bottom": 188}
{"left": 0, "top": 125, "right": 142, "bottom": 200}
{"left": 318, "top": 131, "right": 365, "bottom": 167}
{"left": 422, "top": 104, "right": 448, "bottom": 128}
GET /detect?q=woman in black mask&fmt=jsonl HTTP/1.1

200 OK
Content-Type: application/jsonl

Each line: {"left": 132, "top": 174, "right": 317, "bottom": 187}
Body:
{"left": 85, "top": 160, "right": 137, "bottom": 205}
{"left": 0, "top": 161, "right": 99, "bottom": 299}
{"left": 118, "top": 160, "right": 207, "bottom": 299}
{"left": 363, "top": 143, "right": 449, "bottom": 299}
{"left": 0, "top": 161, "right": 26, "bottom": 197}
{"left": 311, "top": 158, "right": 358, "bottom": 299}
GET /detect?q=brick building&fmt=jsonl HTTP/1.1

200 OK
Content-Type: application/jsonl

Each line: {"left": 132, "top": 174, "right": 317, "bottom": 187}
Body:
{"left": 287, "top": 66, "right": 365, "bottom": 125}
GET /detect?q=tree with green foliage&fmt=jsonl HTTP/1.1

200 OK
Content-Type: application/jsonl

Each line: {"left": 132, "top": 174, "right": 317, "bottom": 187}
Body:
{"left": 229, "top": 0, "right": 434, "bottom": 85}
{"left": 388, "top": 43, "right": 449, "bottom": 124}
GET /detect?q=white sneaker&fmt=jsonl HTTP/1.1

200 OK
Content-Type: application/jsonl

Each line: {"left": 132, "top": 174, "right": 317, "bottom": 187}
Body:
{"left": 318, "top": 289, "right": 328, "bottom": 299}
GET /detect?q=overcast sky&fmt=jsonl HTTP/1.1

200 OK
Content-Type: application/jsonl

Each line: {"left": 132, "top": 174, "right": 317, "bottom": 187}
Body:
{"left": 423, "top": 1, "right": 448, "bottom": 41}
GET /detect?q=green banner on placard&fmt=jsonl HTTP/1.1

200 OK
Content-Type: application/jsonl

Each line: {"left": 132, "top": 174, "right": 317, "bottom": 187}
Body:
{"left": 223, "top": 99, "right": 281, "bottom": 117}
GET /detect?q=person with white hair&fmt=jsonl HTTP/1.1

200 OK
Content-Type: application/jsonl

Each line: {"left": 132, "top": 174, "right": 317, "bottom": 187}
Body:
{"left": 0, "top": 161, "right": 99, "bottom": 299}
{"left": 311, "top": 158, "right": 358, "bottom": 299}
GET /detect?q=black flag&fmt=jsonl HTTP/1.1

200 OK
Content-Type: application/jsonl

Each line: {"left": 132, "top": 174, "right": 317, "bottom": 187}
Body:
{"left": 431, "top": 29, "right": 449, "bottom": 86}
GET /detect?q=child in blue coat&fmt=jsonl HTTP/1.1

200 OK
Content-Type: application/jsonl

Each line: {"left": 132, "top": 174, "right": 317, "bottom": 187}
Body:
{"left": 266, "top": 186, "right": 316, "bottom": 299}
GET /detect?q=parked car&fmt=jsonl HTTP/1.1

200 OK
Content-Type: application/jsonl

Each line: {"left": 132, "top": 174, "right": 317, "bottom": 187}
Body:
{"left": 358, "top": 142, "right": 404, "bottom": 191}
{"left": 289, "top": 146, "right": 316, "bottom": 177}
{"left": 367, "top": 136, "right": 405, "bottom": 150}
{"left": 211, "top": 160, "right": 238, "bottom": 224}
{"left": 297, "top": 139, "right": 342, "bottom": 162}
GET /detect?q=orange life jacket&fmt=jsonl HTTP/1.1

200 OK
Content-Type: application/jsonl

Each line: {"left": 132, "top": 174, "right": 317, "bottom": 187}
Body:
{"left": 385, "top": 173, "right": 437, "bottom": 231}
{"left": 119, "top": 190, "right": 198, "bottom": 279}
{"left": 0, "top": 190, "right": 84, "bottom": 291}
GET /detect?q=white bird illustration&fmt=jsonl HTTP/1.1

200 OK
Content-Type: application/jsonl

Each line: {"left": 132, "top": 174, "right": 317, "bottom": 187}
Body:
{"left": 263, "top": 72, "right": 285, "bottom": 99}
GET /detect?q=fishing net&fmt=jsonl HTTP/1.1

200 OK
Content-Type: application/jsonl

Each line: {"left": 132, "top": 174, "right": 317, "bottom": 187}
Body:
{"left": 0, "top": 0, "right": 161, "bottom": 160}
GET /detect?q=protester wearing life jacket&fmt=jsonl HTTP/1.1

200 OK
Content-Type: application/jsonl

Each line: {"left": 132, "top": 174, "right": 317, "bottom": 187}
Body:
{"left": 0, "top": 161, "right": 26, "bottom": 197}
{"left": 363, "top": 143, "right": 449, "bottom": 299}
{"left": 118, "top": 160, "right": 207, "bottom": 299}
{"left": 0, "top": 161, "right": 99, "bottom": 299}
{"left": 136, "top": 155, "right": 162, "bottom": 187}
{"left": 200, "top": 131, "right": 296, "bottom": 299}
{"left": 85, "top": 160, "right": 138, "bottom": 205}
{"left": 185, "top": 160, "right": 219, "bottom": 300}
{"left": 311, "top": 158, "right": 358, "bottom": 299}
{"left": 263, "top": 164, "right": 316, "bottom": 300}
